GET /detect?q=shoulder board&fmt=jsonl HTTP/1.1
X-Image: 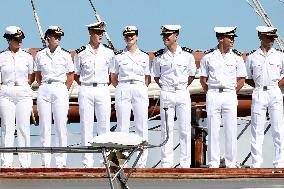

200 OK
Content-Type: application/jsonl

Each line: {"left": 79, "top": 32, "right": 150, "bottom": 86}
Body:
{"left": 276, "top": 48, "right": 284, "bottom": 53}
{"left": 37, "top": 48, "right": 45, "bottom": 53}
{"left": 103, "top": 44, "right": 115, "bottom": 50}
{"left": 204, "top": 48, "right": 214, "bottom": 54}
{"left": 140, "top": 49, "right": 149, "bottom": 55}
{"left": 22, "top": 48, "right": 32, "bottom": 55}
{"left": 61, "top": 48, "right": 70, "bottom": 53}
{"left": 114, "top": 49, "right": 123, "bottom": 55}
{"left": 154, "top": 49, "right": 164, "bottom": 57}
{"left": 75, "top": 46, "right": 86, "bottom": 54}
{"left": 181, "top": 47, "right": 193, "bottom": 53}
{"left": 246, "top": 50, "right": 256, "bottom": 56}
{"left": 232, "top": 49, "right": 242, "bottom": 56}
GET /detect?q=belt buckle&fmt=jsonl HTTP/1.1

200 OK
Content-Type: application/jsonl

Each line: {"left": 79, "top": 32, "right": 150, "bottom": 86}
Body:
{"left": 93, "top": 83, "right": 98, "bottom": 87}
{"left": 219, "top": 88, "right": 223, "bottom": 93}
{"left": 47, "top": 80, "right": 52, "bottom": 84}
{"left": 263, "top": 86, "right": 268, "bottom": 91}
{"left": 130, "top": 80, "right": 135, "bottom": 84}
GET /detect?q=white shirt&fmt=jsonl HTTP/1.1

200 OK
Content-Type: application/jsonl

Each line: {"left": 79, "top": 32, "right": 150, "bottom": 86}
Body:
{"left": 74, "top": 44, "right": 114, "bottom": 84}
{"left": 200, "top": 47, "right": 247, "bottom": 90}
{"left": 110, "top": 47, "right": 150, "bottom": 82}
{"left": 0, "top": 48, "right": 33, "bottom": 85}
{"left": 34, "top": 46, "right": 74, "bottom": 83}
{"left": 246, "top": 48, "right": 284, "bottom": 88}
{"left": 152, "top": 45, "right": 196, "bottom": 87}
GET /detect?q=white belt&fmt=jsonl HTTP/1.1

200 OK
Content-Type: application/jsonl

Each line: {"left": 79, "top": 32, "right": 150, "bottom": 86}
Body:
{"left": 43, "top": 80, "right": 64, "bottom": 84}
{"left": 255, "top": 86, "right": 279, "bottom": 91}
{"left": 1, "top": 82, "right": 28, "bottom": 86}
{"left": 81, "top": 83, "right": 108, "bottom": 87}
{"left": 161, "top": 85, "right": 187, "bottom": 92}
{"left": 119, "top": 80, "right": 144, "bottom": 84}
{"left": 208, "top": 88, "right": 235, "bottom": 93}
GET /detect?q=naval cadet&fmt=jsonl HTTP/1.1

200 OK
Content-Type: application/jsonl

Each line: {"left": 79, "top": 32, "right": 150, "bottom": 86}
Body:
{"left": 245, "top": 26, "right": 284, "bottom": 168}
{"left": 34, "top": 26, "right": 74, "bottom": 168}
{"left": 152, "top": 25, "right": 196, "bottom": 168}
{"left": 200, "top": 26, "right": 247, "bottom": 168}
{"left": 74, "top": 21, "right": 114, "bottom": 168}
{"left": 110, "top": 26, "right": 151, "bottom": 168}
{"left": 0, "top": 26, "right": 34, "bottom": 168}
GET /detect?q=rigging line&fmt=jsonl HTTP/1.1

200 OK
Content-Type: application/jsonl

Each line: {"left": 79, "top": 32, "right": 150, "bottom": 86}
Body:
{"left": 152, "top": 143, "right": 180, "bottom": 168}
{"left": 237, "top": 120, "right": 251, "bottom": 140}
{"left": 30, "top": 0, "right": 46, "bottom": 48}
{"left": 88, "top": 0, "right": 115, "bottom": 50}
{"left": 247, "top": 0, "right": 284, "bottom": 50}
{"left": 241, "top": 123, "right": 271, "bottom": 166}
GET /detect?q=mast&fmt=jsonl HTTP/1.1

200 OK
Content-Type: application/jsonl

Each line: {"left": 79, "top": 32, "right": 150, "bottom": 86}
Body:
{"left": 88, "top": 0, "right": 115, "bottom": 50}
{"left": 30, "top": 0, "right": 46, "bottom": 48}
{"left": 247, "top": 0, "right": 284, "bottom": 50}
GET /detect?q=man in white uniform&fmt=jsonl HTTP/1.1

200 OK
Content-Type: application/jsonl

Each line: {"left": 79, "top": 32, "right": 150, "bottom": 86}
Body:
{"left": 246, "top": 26, "right": 284, "bottom": 168}
{"left": 200, "top": 27, "right": 247, "bottom": 168}
{"left": 34, "top": 26, "right": 74, "bottom": 168}
{"left": 152, "top": 25, "right": 196, "bottom": 168}
{"left": 110, "top": 26, "right": 151, "bottom": 168}
{"left": 0, "top": 26, "right": 34, "bottom": 168}
{"left": 74, "top": 21, "right": 114, "bottom": 168}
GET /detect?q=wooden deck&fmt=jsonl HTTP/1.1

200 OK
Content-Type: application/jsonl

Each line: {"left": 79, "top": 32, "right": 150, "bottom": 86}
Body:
{"left": 0, "top": 168, "right": 283, "bottom": 179}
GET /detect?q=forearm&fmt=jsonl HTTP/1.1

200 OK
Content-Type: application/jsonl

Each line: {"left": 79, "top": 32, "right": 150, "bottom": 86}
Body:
{"left": 236, "top": 78, "right": 245, "bottom": 93}
{"left": 199, "top": 76, "right": 208, "bottom": 93}
{"left": 145, "top": 75, "right": 151, "bottom": 87}
{"left": 154, "top": 77, "right": 161, "bottom": 88}
{"left": 66, "top": 72, "right": 74, "bottom": 90}
{"left": 111, "top": 73, "right": 118, "bottom": 87}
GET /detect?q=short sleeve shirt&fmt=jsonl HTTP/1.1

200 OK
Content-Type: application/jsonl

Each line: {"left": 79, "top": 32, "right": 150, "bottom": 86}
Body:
{"left": 74, "top": 44, "right": 114, "bottom": 84}
{"left": 152, "top": 45, "right": 196, "bottom": 87}
{"left": 110, "top": 48, "right": 150, "bottom": 82}
{"left": 0, "top": 48, "right": 33, "bottom": 85}
{"left": 200, "top": 47, "right": 247, "bottom": 90}
{"left": 245, "top": 48, "right": 284, "bottom": 87}
{"left": 34, "top": 46, "right": 74, "bottom": 83}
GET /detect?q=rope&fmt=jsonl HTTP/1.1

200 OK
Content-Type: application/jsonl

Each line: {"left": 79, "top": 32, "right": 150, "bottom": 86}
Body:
{"left": 30, "top": 0, "right": 46, "bottom": 48}
{"left": 241, "top": 123, "right": 271, "bottom": 166}
{"left": 88, "top": 0, "right": 115, "bottom": 50}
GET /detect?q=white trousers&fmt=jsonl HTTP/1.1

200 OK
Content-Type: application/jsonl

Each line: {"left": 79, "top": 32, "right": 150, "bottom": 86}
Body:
{"left": 37, "top": 83, "right": 69, "bottom": 168}
{"left": 79, "top": 85, "right": 111, "bottom": 167}
{"left": 160, "top": 89, "right": 191, "bottom": 168}
{"left": 0, "top": 85, "right": 32, "bottom": 168}
{"left": 251, "top": 88, "right": 284, "bottom": 168}
{"left": 115, "top": 83, "right": 149, "bottom": 168}
{"left": 206, "top": 90, "right": 238, "bottom": 168}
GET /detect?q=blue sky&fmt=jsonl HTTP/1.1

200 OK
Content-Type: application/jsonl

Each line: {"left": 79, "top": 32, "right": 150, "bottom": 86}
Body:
{"left": 0, "top": 0, "right": 283, "bottom": 52}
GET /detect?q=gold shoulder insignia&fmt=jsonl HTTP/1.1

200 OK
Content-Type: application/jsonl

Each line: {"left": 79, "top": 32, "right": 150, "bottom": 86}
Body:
{"left": 114, "top": 49, "right": 123, "bottom": 55}
{"left": 140, "top": 49, "right": 149, "bottom": 55}
{"left": 245, "top": 50, "right": 256, "bottom": 56}
{"left": 276, "top": 48, "right": 284, "bottom": 53}
{"left": 154, "top": 49, "right": 164, "bottom": 57}
{"left": 204, "top": 48, "right": 214, "bottom": 54}
{"left": 181, "top": 47, "right": 193, "bottom": 53}
{"left": 75, "top": 46, "right": 86, "bottom": 54}
{"left": 22, "top": 48, "right": 32, "bottom": 55}
{"left": 61, "top": 48, "right": 70, "bottom": 53}
{"left": 232, "top": 49, "right": 242, "bottom": 56}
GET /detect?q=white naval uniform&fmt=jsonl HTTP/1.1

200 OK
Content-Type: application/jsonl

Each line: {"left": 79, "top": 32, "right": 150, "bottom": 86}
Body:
{"left": 110, "top": 48, "right": 150, "bottom": 168}
{"left": 152, "top": 46, "right": 196, "bottom": 168}
{"left": 34, "top": 46, "right": 74, "bottom": 168}
{"left": 74, "top": 44, "right": 114, "bottom": 168}
{"left": 0, "top": 48, "right": 33, "bottom": 168}
{"left": 200, "top": 47, "right": 247, "bottom": 168}
{"left": 246, "top": 48, "right": 284, "bottom": 168}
